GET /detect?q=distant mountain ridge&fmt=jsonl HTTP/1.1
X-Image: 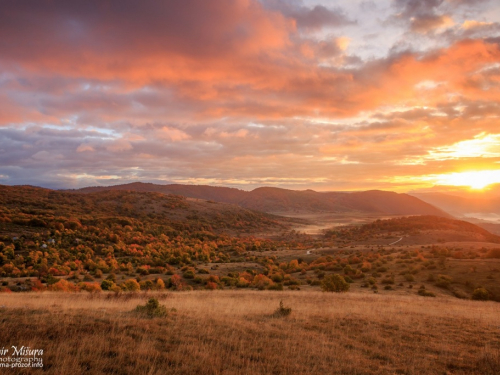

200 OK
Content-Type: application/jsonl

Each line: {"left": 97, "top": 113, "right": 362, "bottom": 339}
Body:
{"left": 74, "top": 182, "right": 452, "bottom": 217}
{"left": 411, "top": 192, "right": 500, "bottom": 218}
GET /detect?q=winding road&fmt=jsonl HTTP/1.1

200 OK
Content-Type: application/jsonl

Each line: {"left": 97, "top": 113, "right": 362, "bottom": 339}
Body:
{"left": 305, "top": 236, "right": 405, "bottom": 254}
{"left": 388, "top": 237, "right": 403, "bottom": 245}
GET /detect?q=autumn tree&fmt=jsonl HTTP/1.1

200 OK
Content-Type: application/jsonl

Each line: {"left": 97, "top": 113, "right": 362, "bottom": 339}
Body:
{"left": 321, "top": 274, "right": 350, "bottom": 293}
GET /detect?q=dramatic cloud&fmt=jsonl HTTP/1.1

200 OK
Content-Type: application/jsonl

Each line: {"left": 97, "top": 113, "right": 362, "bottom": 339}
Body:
{"left": 262, "top": 0, "right": 354, "bottom": 31}
{"left": 1, "top": 0, "right": 500, "bottom": 191}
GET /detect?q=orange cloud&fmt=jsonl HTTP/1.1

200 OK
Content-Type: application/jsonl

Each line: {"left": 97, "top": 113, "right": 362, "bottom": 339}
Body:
{"left": 1, "top": 0, "right": 500, "bottom": 191}
{"left": 157, "top": 127, "right": 190, "bottom": 142}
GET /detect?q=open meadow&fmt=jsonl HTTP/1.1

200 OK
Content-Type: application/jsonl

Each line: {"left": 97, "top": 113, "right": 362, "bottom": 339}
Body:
{"left": 0, "top": 290, "right": 499, "bottom": 374}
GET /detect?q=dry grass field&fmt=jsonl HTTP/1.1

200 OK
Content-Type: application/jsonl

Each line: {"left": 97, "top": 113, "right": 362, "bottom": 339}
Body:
{"left": 0, "top": 290, "right": 499, "bottom": 374}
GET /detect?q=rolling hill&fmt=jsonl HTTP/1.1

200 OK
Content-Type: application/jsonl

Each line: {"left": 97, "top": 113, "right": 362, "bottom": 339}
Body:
{"left": 326, "top": 215, "right": 500, "bottom": 244}
{"left": 75, "top": 183, "right": 451, "bottom": 217}
{"left": 0, "top": 184, "right": 292, "bottom": 237}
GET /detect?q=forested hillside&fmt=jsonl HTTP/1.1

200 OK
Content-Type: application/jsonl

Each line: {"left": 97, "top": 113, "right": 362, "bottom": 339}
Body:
{"left": 76, "top": 182, "right": 451, "bottom": 216}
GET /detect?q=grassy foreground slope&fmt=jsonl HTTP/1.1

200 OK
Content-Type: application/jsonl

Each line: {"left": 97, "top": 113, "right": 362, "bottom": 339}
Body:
{"left": 0, "top": 291, "right": 499, "bottom": 375}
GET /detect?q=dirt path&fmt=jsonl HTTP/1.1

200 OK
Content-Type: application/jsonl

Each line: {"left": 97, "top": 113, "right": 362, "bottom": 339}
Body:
{"left": 389, "top": 237, "right": 403, "bottom": 245}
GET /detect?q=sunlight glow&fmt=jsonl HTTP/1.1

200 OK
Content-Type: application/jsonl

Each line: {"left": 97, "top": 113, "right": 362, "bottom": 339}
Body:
{"left": 429, "top": 133, "right": 500, "bottom": 160}
{"left": 434, "top": 170, "right": 500, "bottom": 189}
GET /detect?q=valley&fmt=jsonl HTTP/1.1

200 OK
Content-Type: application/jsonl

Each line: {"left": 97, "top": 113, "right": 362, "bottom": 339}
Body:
{"left": 1, "top": 184, "right": 500, "bottom": 301}
{"left": 1, "top": 183, "right": 500, "bottom": 374}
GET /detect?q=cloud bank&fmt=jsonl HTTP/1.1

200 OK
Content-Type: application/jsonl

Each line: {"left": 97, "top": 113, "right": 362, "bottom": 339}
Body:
{"left": 1, "top": 0, "right": 500, "bottom": 191}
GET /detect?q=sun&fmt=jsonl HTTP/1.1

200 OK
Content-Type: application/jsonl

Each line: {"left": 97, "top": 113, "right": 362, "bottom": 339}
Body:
{"left": 434, "top": 170, "right": 500, "bottom": 190}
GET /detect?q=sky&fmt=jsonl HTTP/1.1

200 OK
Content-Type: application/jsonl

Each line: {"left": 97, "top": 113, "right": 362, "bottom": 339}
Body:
{"left": 1, "top": 0, "right": 500, "bottom": 192}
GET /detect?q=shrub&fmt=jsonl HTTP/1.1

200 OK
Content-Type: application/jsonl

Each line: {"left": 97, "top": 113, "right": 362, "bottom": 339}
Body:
{"left": 404, "top": 274, "right": 415, "bottom": 282}
{"left": 30, "top": 279, "right": 46, "bottom": 292}
{"left": 207, "top": 275, "right": 220, "bottom": 283}
{"left": 156, "top": 278, "right": 165, "bottom": 290}
{"left": 418, "top": 289, "right": 436, "bottom": 297}
{"left": 472, "top": 288, "right": 489, "bottom": 301}
{"left": 251, "top": 274, "right": 274, "bottom": 290}
{"left": 64, "top": 220, "right": 81, "bottom": 230}
{"left": 137, "top": 266, "right": 150, "bottom": 276}
{"left": 343, "top": 265, "right": 355, "bottom": 275}
{"left": 135, "top": 298, "right": 168, "bottom": 318}
{"left": 284, "top": 277, "right": 300, "bottom": 286}
{"left": 54, "top": 222, "right": 64, "bottom": 231}
{"left": 272, "top": 300, "right": 291, "bottom": 317}
{"left": 218, "top": 276, "right": 233, "bottom": 286}
{"left": 167, "top": 274, "right": 187, "bottom": 290}
{"left": 417, "top": 286, "right": 436, "bottom": 297}
{"left": 42, "top": 274, "right": 58, "bottom": 285}
{"left": 268, "top": 283, "right": 284, "bottom": 291}
{"left": 101, "top": 279, "right": 116, "bottom": 291}
{"left": 271, "top": 274, "right": 283, "bottom": 283}
{"left": 360, "top": 262, "right": 372, "bottom": 272}
{"left": 49, "top": 279, "right": 79, "bottom": 292}
{"left": 236, "top": 278, "right": 250, "bottom": 288}
{"left": 321, "top": 274, "right": 350, "bottom": 293}
{"left": 139, "top": 280, "right": 155, "bottom": 290}
{"left": 344, "top": 275, "right": 354, "bottom": 283}
{"left": 435, "top": 274, "right": 453, "bottom": 289}
{"left": 205, "top": 281, "right": 218, "bottom": 290}
{"left": 122, "top": 279, "right": 140, "bottom": 291}
{"left": 453, "top": 289, "right": 468, "bottom": 299}
{"left": 182, "top": 270, "right": 195, "bottom": 279}
{"left": 78, "top": 282, "right": 102, "bottom": 293}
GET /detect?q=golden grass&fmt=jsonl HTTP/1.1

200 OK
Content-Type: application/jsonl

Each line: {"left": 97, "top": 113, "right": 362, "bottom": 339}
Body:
{"left": 0, "top": 290, "right": 499, "bottom": 374}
